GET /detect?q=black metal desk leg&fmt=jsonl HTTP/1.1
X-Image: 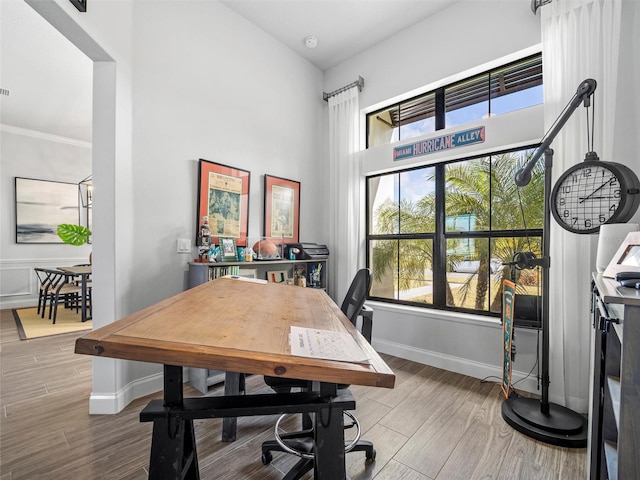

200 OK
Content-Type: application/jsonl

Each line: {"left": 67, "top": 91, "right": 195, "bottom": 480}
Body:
{"left": 148, "top": 416, "right": 200, "bottom": 480}
{"left": 314, "top": 382, "right": 346, "bottom": 480}
{"left": 148, "top": 365, "right": 200, "bottom": 480}
{"left": 222, "top": 372, "right": 241, "bottom": 442}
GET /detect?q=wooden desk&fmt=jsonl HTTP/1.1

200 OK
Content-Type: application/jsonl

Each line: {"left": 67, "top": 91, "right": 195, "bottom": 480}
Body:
{"left": 58, "top": 265, "right": 91, "bottom": 322}
{"left": 75, "top": 277, "right": 395, "bottom": 480}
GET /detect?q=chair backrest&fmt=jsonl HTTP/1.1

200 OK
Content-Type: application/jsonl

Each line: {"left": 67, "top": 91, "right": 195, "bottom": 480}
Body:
{"left": 340, "top": 268, "right": 372, "bottom": 326}
{"left": 34, "top": 268, "right": 64, "bottom": 291}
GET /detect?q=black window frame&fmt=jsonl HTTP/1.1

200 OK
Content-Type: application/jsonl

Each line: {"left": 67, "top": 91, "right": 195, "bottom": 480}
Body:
{"left": 366, "top": 53, "right": 542, "bottom": 149}
{"left": 365, "top": 145, "right": 544, "bottom": 319}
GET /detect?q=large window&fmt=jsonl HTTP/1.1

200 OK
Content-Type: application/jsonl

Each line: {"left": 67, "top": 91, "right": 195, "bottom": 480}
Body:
{"left": 367, "top": 54, "right": 542, "bottom": 148}
{"left": 366, "top": 147, "right": 544, "bottom": 317}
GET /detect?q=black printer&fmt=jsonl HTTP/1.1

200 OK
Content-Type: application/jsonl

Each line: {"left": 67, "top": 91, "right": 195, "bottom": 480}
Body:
{"left": 285, "top": 242, "right": 330, "bottom": 259}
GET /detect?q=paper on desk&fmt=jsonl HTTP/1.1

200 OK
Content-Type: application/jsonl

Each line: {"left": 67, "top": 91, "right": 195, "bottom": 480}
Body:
{"left": 223, "top": 275, "right": 268, "bottom": 284}
{"left": 290, "top": 326, "right": 370, "bottom": 364}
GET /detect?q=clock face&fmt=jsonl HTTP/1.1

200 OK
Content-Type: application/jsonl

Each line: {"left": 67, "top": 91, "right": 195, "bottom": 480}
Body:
{"left": 551, "top": 162, "right": 630, "bottom": 234}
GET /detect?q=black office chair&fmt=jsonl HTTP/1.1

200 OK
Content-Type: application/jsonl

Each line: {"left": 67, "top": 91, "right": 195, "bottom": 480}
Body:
{"left": 261, "top": 268, "right": 375, "bottom": 480}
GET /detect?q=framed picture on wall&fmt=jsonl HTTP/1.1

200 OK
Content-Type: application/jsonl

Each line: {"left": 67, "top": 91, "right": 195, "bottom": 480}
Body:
{"left": 263, "top": 175, "right": 300, "bottom": 244}
{"left": 197, "top": 159, "right": 250, "bottom": 247}
{"left": 15, "top": 177, "right": 79, "bottom": 244}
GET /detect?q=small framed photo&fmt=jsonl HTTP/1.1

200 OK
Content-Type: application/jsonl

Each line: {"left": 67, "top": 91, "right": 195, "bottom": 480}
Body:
{"left": 219, "top": 237, "right": 237, "bottom": 262}
{"left": 238, "top": 268, "right": 258, "bottom": 279}
{"left": 264, "top": 175, "right": 300, "bottom": 244}
{"left": 267, "top": 270, "right": 288, "bottom": 283}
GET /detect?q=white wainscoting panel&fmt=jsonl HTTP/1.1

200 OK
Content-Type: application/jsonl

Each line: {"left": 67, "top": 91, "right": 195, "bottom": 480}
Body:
{"left": 0, "top": 258, "right": 87, "bottom": 309}
{"left": 0, "top": 266, "right": 32, "bottom": 297}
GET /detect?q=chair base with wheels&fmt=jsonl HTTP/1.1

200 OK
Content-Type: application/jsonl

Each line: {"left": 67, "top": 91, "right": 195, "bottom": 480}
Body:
{"left": 260, "top": 268, "right": 375, "bottom": 479}
{"left": 261, "top": 406, "right": 376, "bottom": 480}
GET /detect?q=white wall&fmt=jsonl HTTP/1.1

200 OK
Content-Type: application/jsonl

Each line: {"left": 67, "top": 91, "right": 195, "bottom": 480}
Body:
{"left": 323, "top": 1, "right": 545, "bottom": 395}
{"left": 324, "top": 1, "right": 541, "bottom": 117}
{"left": 0, "top": 128, "right": 92, "bottom": 309}
{"left": 128, "top": 1, "right": 325, "bottom": 313}
{"left": 26, "top": 0, "right": 325, "bottom": 413}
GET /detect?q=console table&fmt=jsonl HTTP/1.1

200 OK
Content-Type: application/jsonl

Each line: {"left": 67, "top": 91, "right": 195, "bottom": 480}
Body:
{"left": 589, "top": 274, "right": 640, "bottom": 479}
{"left": 75, "top": 277, "right": 395, "bottom": 480}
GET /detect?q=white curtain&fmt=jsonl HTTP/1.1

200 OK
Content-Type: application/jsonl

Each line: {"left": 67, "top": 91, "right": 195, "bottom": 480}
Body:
{"left": 327, "top": 86, "right": 361, "bottom": 303}
{"left": 542, "top": 0, "right": 622, "bottom": 412}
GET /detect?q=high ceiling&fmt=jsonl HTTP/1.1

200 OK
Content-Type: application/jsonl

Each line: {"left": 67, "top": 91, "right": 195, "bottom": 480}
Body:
{"left": 0, "top": 0, "right": 93, "bottom": 142}
{"left": 219, "top": 1, "right": 457, "bottom": 71}
{"left": 0, "top": 0, "right": 457, "bottom": 143}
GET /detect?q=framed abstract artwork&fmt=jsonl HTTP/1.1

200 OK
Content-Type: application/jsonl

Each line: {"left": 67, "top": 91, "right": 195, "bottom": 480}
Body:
{"left": 263, "top": 175, "right": 300, "bottom": 244}
{"left": 197, "top": 159, "right": 250, "bottom": 247}
{"left": 15, "top": 177, "right": 79, "bottom": 244}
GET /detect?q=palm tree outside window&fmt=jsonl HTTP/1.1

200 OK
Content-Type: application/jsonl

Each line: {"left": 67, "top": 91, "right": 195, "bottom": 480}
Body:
{"left": 366, "top": 146, "right": 544, "bottom": 317}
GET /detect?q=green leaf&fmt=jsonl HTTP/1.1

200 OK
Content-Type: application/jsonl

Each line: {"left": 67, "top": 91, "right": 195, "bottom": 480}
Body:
{"left": 57, "top": 224, "right": 91, "bottom": 246}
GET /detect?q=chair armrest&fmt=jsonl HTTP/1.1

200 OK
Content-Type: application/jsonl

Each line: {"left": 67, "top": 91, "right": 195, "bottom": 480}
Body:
{"left": 359, "top": 305, "right": 373, "bottom": 343}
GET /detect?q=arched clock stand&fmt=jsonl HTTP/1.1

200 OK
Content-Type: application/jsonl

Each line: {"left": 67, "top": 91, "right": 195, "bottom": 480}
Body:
{"left": 502, "top": 79, "right": 601, "bottom": 447}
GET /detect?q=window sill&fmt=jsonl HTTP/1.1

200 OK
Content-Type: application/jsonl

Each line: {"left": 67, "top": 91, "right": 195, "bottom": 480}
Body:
{"left": 365, "top": 300, "right": 502, "bottom": 329}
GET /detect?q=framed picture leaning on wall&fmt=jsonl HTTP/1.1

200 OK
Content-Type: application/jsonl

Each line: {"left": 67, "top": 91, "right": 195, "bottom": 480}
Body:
{"left": 197, "top": 159, "right": 250, "bottom": 247}
{"left": 263, "top": 174, "right": 300, "bottom": 244}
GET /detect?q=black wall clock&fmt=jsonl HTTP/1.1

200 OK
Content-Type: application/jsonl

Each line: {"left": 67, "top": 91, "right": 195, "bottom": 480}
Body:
{"left": 550, "top": 152, "right": 640, "bottom": 234}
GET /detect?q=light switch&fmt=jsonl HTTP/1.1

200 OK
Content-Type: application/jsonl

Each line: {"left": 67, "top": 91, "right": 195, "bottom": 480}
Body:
{"left": 177, "top": 238, "right": 191, "bottom": 253}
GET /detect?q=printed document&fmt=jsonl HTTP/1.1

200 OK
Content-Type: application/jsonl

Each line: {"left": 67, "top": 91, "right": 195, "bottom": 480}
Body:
{"left": 290, "top": 326, "right": 370, "bottom": 363}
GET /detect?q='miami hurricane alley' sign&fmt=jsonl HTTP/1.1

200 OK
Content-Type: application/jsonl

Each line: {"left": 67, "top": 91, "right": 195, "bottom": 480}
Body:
{"left": 393, "top": 126, "right": 485, "bottom": 161}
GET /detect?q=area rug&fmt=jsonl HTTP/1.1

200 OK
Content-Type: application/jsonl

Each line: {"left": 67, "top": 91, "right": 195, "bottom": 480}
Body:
{"left": 12, "top": 307, "right": 92, "bottom": 340}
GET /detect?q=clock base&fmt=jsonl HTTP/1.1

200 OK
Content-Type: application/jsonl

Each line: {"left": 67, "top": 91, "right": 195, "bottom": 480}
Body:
{"left": 501, "top": 396, "right": 587, "bottom": 448}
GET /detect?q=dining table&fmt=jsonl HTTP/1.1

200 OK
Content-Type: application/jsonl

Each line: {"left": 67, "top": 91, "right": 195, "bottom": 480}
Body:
{"left": 75, "top": 276, "right": 395, "bottom": 480}
{"left": 58, "top": 265, "right": 91, "bottom": 322}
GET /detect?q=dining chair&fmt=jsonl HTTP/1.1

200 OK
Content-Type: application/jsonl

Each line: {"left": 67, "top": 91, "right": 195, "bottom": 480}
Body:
{"left": 35, "top": 268, "right": 59, "bottom": 318}
{"left": 49, "top": 272, "right": 83, "bottom": 324}
{"left": 260, "top": 268, "right": 375, "bottom": 479}
{"left": 73, "top": 264, "right": 93, "bottom": 320}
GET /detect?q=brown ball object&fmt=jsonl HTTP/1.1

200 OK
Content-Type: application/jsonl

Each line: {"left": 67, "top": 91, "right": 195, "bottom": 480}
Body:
{"left": 253, "top": 239, "right": 278, "bottom": 256}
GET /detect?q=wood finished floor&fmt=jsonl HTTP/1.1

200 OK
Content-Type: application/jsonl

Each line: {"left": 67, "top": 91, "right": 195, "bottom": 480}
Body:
{"left": 0, "top": 309, "right": 587, "bottom": 479}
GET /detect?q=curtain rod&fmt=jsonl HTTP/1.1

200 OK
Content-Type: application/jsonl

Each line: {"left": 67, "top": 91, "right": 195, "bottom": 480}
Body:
{"left": 531, "top": 0, "right": 551, "bottom": 15}
{"left": 323, "top": 76, "right": 364, "bottom": 102}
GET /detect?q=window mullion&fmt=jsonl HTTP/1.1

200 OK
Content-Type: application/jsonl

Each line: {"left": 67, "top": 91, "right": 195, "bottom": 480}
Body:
{"left": 433, "top": 163, "right": 446, "bottom": 306}
{"left": 435, "top": 87, "right": 445, "bottom": 131}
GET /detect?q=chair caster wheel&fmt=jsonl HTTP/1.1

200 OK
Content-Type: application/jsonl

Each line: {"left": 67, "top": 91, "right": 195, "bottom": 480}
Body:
{"left": 262, "top": 452, "right": 273, "bottom": 465}
{"left": 366, "top": 449, "right": 376, "bottom": 462}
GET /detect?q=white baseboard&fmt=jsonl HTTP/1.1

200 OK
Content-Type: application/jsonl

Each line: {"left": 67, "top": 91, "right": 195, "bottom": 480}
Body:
{"left": 85, "top": 339, "right": 542, "bottom": 414}
{"left": 372, "top": 338, "right": 540, "bottom": 395}
{"left": 0, "top": 299, "right": 37, "bottom": 310}
{"left": 89, "top": 371, "right": 165, "bottom": 414}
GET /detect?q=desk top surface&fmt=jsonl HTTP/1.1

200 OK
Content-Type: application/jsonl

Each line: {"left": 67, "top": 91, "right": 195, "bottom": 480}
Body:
{"left": 75, "top": 278, "right": 395, "bottom": 389}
